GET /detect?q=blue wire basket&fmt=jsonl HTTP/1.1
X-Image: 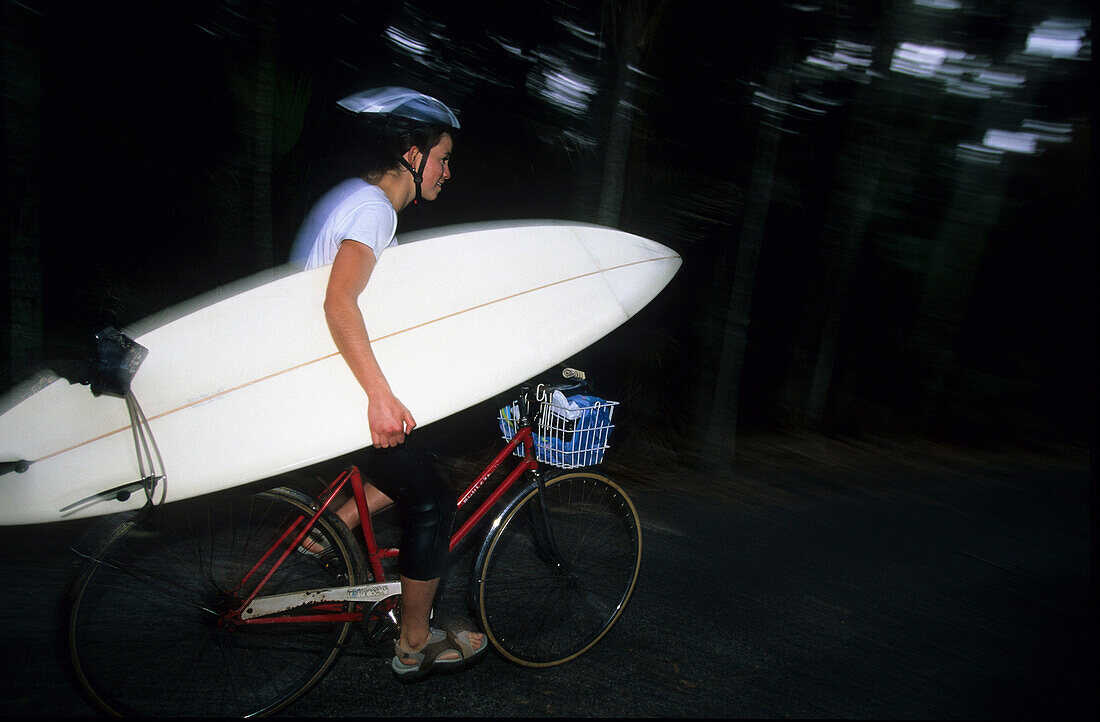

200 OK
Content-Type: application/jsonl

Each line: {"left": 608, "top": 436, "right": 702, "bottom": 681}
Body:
{"left": 498, "top": 394, "right": 618, "bottom": 469}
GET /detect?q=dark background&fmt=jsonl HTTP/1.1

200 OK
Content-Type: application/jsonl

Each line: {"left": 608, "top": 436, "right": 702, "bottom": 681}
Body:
{"left": 0, "top": 2, "right": 1093, "bottom": 718}
{"left": 2, "top": 0, "right": 1094, "bottom": 466}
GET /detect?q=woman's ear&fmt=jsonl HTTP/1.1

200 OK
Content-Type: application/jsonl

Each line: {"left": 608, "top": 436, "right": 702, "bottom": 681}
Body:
{"left": 403, "top": 145, "right": 421, "bottom": 168}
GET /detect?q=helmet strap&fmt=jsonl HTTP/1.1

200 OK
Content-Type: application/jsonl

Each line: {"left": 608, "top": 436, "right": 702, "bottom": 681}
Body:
{"left": 398, "top": 151, "right": 428, "bottom": 204}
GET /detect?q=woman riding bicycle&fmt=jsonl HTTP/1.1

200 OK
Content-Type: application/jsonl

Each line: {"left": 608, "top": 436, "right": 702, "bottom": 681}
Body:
{"left": 290, "top": 86, "right": 486, "bottom": 681}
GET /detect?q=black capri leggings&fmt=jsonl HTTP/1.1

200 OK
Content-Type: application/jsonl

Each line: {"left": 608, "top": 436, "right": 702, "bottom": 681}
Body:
{"left": 357, "top": 433, "right": 456, "bottom": 581}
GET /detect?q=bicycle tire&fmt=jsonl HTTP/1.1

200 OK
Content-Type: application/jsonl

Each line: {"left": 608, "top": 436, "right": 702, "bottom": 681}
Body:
{"left": 473, "top": 470, "right": 642, "bottom": 666}
{"left": 67, "top": 487, "right": 367, "bottom": 717}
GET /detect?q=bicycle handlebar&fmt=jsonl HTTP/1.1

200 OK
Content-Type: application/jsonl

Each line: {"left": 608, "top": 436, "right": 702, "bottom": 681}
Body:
{"left": 530, "top": 368, "right": 590, "bottom": 405}
{"left": 516, "top": 368, "right": 590, "bottom": 421}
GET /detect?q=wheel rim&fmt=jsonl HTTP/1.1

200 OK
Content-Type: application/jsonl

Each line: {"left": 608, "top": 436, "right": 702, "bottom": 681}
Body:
{"left": 476, "top": 473, "right": 642, "bottom": 666}
{"left": 68, "top": 490, "right": 360, "bottom": 717}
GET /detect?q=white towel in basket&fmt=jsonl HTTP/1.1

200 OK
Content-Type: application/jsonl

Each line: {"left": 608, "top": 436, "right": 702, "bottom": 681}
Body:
{"left": 547, "top": 390, "right": 583, "bottom": 420}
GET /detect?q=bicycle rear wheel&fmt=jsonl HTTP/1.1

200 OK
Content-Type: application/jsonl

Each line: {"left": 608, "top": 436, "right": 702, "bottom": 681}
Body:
{"left": 473, "top": 471, "right": 642, "bottom": 666}
{"left": 67, "top": 487, "right": 366, "bottom": 717}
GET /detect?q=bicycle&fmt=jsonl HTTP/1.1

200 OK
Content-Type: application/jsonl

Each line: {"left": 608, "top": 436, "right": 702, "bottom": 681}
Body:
{"left": 65, "top": 369, "right": 642, "bottom": 717}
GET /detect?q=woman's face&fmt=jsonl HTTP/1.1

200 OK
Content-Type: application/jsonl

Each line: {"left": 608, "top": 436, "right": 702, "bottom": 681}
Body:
{"left": 416, "top": 132, "right": 453, "bottom": 201}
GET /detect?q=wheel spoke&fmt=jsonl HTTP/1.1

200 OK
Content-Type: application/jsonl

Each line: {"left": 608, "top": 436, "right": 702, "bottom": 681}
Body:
{"left": 476, "top": 472, "right": 641, "bottom": 666}
{"left": 68, "top": 489, "right": 364, "bottom": 717}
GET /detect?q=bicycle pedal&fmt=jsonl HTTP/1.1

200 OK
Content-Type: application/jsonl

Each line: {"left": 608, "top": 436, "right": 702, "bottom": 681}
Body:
{"left": 362, "top": 596, "right": 401, "bottom": 645}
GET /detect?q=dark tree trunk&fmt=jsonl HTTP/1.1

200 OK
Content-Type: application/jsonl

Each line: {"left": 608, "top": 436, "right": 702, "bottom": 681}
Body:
{"left": 2, "top": 1, "right": 44, "bottom": 385}
{"left": 698, "top": 44, "right": 793, "bottom": 467}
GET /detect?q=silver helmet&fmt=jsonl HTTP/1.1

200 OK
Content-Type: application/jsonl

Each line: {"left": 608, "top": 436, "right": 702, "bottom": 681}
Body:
{"left": 337, "top": 86, "right": 460, "bottom": 129}
{"left": 336, "top": 86, "right": 458, "bottom": 202}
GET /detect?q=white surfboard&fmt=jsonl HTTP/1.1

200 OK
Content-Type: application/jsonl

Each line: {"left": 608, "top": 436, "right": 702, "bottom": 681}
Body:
{"left": 0, "top": 221, "right": 680, "bottom": 525}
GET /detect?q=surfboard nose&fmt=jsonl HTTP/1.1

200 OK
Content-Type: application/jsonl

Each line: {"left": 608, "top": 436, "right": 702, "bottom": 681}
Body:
{"left": 572, "top": 225, "right": 682, "bottom": 318}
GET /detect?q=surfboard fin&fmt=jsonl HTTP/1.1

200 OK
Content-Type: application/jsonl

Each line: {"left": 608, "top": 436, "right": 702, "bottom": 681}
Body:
{"left": 59, "top": 474, "right": 163, "bottom": 513}
{"left": 0, "top": 460, "right": 31, "bottom": 476}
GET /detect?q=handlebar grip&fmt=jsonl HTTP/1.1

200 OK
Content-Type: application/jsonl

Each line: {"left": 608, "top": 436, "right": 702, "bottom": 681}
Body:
{"left": 561, "top": 368, "right": 586, "bottom": 380}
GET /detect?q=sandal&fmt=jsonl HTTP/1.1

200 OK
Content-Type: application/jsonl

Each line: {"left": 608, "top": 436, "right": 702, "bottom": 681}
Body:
{"left": 296, "top": 528, "right": 331, "bottom": 558}
{"left": 391, "top": 627, "right": 488, "bottom": 682}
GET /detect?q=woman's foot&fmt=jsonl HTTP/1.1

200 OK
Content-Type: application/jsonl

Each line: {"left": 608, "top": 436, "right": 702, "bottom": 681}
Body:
{"left": 391, "top": 627, "right": 488, "bottom": 682}
{"left": 296, "top": 529, "right": 331, "bottom": 558}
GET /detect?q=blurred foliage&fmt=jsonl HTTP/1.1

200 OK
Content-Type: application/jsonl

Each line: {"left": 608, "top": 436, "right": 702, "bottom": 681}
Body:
{"left": 1, "top": 0, "right": 1093, "bottom": 454}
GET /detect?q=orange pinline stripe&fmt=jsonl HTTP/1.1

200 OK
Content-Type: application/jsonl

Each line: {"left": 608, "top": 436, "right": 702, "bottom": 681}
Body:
{"left": 33, "top": 255, "right": 678, "bottom": 464}
{"left": 30, "top": 350, "right": 345, "bottom": 464}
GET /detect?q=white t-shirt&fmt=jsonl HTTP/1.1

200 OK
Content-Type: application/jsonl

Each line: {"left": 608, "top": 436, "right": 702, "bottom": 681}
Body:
{"left": 290, "top": 179, "right": 398, "bottom": 269}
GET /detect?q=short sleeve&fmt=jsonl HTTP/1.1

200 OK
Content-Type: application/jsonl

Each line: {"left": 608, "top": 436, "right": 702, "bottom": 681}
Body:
{"left": 338, "top": 199, "right": 398, "bottom": 259}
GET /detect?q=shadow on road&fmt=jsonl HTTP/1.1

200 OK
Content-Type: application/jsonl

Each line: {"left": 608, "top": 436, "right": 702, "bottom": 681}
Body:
{"left": 0, "top": 433, "right": 1091, "bottom": 718}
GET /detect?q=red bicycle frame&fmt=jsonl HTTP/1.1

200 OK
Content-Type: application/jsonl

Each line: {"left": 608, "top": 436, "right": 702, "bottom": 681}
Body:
{"left": 229, "top": 415, "right": 543, "bottom": 625}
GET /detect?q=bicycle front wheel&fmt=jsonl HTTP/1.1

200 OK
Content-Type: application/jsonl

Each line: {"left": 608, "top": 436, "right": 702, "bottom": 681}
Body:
{"left": 473, "top": 471, "right": 642, "bottom": 666}
{"left": 67, "top": 487, "right": 366, "bottom": 717}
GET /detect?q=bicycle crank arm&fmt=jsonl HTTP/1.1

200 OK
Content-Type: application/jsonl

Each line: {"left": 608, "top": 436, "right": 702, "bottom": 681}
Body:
{"left": 240, "top": 580, "right": 402, "bottom": 619}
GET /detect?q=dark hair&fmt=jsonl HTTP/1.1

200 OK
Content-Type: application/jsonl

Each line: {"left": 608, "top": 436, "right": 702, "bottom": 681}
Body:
{"left": 334, "top": 112, "right": 454, "bottom": 183}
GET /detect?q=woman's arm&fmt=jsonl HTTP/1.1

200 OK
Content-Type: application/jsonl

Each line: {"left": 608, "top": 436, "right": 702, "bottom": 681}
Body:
{"left": 323, "top": 239, "right": 416, "bottom": 448}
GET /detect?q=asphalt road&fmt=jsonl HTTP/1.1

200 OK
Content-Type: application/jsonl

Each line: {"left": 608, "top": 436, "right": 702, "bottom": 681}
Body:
{"left": 0, "top": 437, "right": 1091, "bottom": 718}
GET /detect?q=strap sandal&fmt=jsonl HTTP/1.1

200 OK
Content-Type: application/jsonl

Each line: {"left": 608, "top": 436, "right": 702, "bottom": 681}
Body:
{"left": 391, "top": 627, "right": 488, "bottom": 683}
{"left": 296, "top": 528, "right": 332, "bottom": 559}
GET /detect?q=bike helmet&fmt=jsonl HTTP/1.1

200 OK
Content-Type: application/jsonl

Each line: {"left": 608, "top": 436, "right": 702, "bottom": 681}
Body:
{"left": 337, "top": 87, "right": 459, "bottom": 201}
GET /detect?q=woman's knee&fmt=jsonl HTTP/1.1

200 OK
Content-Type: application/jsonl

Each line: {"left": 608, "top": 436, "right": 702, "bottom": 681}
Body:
{"left": 404, "top": 482, "right": 456, "bottom": 532}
